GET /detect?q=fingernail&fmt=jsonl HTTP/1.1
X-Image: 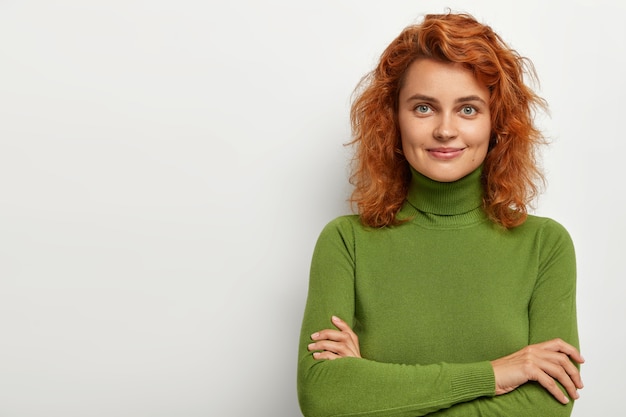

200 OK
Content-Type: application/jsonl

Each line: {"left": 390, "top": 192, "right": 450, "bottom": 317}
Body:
{"left": 311, "top": 332, "right": 319, "bottom": 339}
{"left": 563, "top": 397, "right": 570, "bottom": 404}
{"left": 332, "top": 315, "right": 340, "bottom": 322}
{"left": 313, "top": 352, "right": 321, "bottom": 358}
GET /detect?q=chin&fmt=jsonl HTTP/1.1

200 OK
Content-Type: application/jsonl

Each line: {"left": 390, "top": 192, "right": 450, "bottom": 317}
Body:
{"left": 425, "top": 169, "right": 474, "bottom": 183}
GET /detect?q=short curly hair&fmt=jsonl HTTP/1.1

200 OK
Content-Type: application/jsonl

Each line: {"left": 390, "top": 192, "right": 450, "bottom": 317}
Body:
{"left": 349, "top": 12, "right": 547, "bottom": 228}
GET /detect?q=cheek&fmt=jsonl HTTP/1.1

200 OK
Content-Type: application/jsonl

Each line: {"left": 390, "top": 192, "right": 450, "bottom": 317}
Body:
{"left": 398, "top": 117, "right": 411, "bottom": 145}
{"left": 468, "top": 124, "right": 492, "bottom": 149}
{"left": 399, "top": 120, "right": 428, "bottom": 148}
{"left": 474, "top": 147, "right": 489, "bottom": 162}
{"left": 471, "top": 140, "right": 490, "bottom": 163}
{"left": 401, "top": 134, "right": 426, "bottom": 154}
{"left": 466, "top": 126, "right": 491, "bottom": 161}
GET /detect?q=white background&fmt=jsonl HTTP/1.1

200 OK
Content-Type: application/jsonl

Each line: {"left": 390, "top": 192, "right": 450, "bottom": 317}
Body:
{"left": 0, "top": 1, "right": 623, "bottom": 416}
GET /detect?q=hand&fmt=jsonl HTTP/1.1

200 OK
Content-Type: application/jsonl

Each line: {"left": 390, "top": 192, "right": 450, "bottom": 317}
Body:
{"left": 308, "top": 316, "right": 362, "bottom": 360}
{"left": 491, "top": 338, "right": 584, "bottom": 404}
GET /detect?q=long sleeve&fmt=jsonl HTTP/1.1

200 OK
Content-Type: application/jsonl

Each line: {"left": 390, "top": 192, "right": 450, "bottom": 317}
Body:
{"left": 297, "top": 218, "right": 495, "bottom": 417}
{"left": 424, "top": 219, "right": 580, "bottom": 417}
{"left": 297, "top": 167, "right": 580, "bottom": 417}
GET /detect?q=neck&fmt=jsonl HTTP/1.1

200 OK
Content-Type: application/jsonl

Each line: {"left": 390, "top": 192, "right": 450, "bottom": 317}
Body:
{"left": 405, "top": 167, "right": 484, "bottom": 216}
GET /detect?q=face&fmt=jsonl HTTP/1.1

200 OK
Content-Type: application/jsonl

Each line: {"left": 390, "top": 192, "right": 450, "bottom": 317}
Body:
{"left": 397, "top": 58, "right": 492, "bottom": 182}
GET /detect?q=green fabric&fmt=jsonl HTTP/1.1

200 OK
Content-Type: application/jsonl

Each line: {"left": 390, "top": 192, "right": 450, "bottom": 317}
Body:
{"left": 297, "top": 167, "right": 579, "bottom": 417}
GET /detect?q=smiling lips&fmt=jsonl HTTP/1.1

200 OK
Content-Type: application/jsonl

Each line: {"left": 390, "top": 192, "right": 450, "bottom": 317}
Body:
{"left": 427, "top": 147, "right": 466, "bottom": 160}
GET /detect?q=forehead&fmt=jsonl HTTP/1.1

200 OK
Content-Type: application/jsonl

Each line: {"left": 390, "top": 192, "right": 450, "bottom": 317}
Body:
{"left": 399, "top": 58, "right": 489, "bottom": 100}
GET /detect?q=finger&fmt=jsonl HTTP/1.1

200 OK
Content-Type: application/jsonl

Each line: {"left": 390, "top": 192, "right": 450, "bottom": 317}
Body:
{"left": 331, "top": 316, "right": 360, "bottom": 347}
{"left": 537, "top": 356, "right": 581, "bottom": 400}
{"left": 559, "top": 354, "right": 584, "bottom": 390}
{"left": 539, "top": 349, "right": 584, "bottom": 390}
{"left": 312, "top": 350, "right": 341, "bottom": 361}
{"left": 542, "top": 339, "right": 585, "bottom": 364}
{"left": 544, "top": 364, "right": 579, "bottom": 401}
{"left": 524, "top": 350, "right": 579, "bottom": 401}
{"left": 308, "top": 340, "right": 359, "bottom": 357}
{"left": 331, "top": 316, "right": 353, "bottom": 332}
{"left": 311, "top": 329, "right": 350, "bottom": 342}
{"left": 535, "top": 371, "right": 570, "bottom": 405}
{"left": 311, "top": 317, "right": 357, "bottom": 340}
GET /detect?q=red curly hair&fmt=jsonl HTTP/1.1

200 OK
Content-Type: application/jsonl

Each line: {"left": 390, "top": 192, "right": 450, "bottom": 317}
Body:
{"left": 349, "top": 12, "right": 547, "bottom": 228}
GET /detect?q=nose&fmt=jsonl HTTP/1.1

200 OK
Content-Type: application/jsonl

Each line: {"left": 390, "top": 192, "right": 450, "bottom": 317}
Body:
{"left": 433, "top": 114, "right": 458, "bottom": 141}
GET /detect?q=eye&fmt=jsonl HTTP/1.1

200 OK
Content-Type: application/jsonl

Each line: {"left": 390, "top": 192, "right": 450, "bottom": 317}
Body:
{"left": 460, "top": 105, "right": 477, "bottom": 116}
{"left": 414, "top": 104, "right": 432, "bottom": 114}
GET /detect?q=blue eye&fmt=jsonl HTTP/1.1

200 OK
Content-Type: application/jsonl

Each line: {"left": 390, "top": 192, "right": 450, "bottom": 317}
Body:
{"left": 461, "top": 106, "right": 476, "bottom": 115}
{"left": 415, "top": 105, "right": 431, "bottom": 114}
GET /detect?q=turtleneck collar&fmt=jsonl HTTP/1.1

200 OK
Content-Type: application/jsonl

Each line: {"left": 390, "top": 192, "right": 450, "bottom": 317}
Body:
{"left": 405, "top": 166, "right": 484, "bottom": 217}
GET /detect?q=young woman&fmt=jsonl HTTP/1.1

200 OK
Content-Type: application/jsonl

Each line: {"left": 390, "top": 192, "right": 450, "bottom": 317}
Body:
{"left": 297, "top": 12, "right": 583, "bottom": 417}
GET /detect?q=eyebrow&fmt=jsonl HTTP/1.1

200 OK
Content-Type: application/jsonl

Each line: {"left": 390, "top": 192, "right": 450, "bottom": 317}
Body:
{"left": 405, "top": 94, "right": 487, "bottom": 105}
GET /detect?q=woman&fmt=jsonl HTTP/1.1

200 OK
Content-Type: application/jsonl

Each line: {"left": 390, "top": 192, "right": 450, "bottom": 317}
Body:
{"left": 297, "top": 12, "right": 583, "bottom": 417}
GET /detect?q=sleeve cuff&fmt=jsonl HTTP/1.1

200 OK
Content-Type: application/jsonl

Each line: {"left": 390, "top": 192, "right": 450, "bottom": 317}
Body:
{"left": 450, "top": 361, "right": 495, "bottom": 402}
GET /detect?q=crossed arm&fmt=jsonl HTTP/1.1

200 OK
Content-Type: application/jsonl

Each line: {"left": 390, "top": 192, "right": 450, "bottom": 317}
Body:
{"left": 308, "top": 316, "right": 584, "bottom": 406}
{"left": 297, "top": 217, "right": 583, "bottom": 417}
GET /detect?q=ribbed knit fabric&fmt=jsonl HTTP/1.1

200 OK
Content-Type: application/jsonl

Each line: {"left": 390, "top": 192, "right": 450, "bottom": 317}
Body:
{"left": 297, "top": 167, "right": 579, "bottom": 417}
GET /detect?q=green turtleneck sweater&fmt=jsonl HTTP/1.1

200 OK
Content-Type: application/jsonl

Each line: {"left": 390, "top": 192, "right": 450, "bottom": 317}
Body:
{"left": 297, "top": 167, "right": 579, "bottom": 417}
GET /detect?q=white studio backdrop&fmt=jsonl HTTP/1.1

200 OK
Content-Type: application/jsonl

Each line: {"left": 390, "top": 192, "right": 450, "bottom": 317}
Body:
{"left": 0, "top": 1, "right": 622, "bottom": 416}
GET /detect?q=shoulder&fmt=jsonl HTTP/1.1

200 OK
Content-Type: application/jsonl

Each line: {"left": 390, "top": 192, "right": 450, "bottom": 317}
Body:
{"left": 322, "top": 214, "right": 362, "bottom": 230}
{"left": 310, "top": 215, "right": 363, "bottom": 263}
{"left": 521, "top": 214, "right": 573, "bottom": 243}
{"left": 522, "top": 214, "right": 576, "bottom": 266}
{"left": 315, "top": 214, "right": 390, "bottom": 250}
{"left": 317, "top": 215, "right": 361, "bottom": 242}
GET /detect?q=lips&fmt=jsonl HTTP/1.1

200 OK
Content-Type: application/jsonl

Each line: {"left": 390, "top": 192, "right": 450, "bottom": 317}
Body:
{"left": 427, "top": 147, "right": 465, "bottom": 160}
